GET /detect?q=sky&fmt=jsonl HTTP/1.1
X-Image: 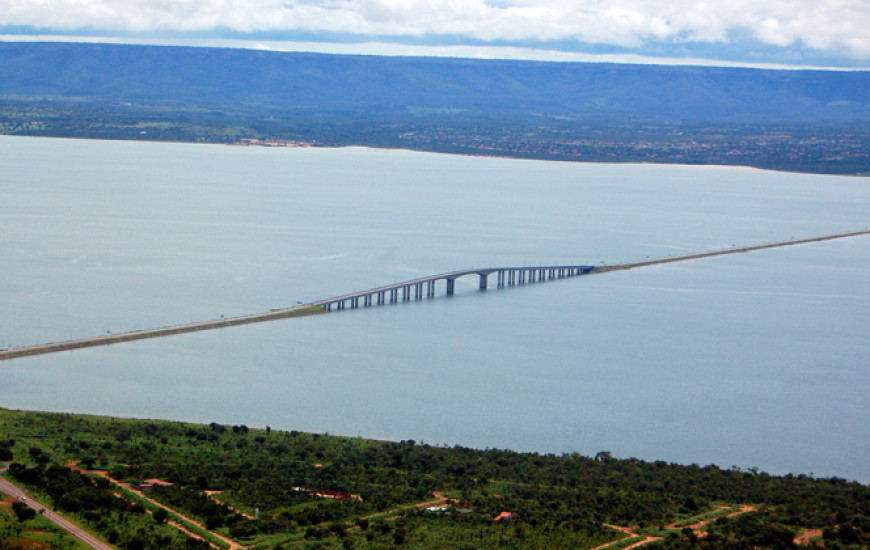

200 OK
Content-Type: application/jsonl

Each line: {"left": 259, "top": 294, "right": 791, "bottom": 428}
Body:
{"left": 1, "top": 0, "right": 869, "bottom": 68}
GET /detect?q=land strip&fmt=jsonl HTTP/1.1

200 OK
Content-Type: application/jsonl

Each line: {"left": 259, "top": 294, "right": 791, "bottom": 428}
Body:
{"left": 598, "top": 228, "right": 870, "bottom": 272}
{"left": 0, "top": 305, "right": 323, "bottom": 361}
{"left": 2, "top": 228, "right": 867, "bottom": 362}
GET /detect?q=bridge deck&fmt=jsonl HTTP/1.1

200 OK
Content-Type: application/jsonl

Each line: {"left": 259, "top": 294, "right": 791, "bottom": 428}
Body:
{"left": 309, "top": 265, "right": 594, "bottom": 310}
{"left": 1, "top": 228, "right": 868, "bottom": 361}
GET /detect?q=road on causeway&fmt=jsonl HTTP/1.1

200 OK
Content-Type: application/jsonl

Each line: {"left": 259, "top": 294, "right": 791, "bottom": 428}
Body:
{"left": 1, "top": 228, "right": 868, "bottom": 362}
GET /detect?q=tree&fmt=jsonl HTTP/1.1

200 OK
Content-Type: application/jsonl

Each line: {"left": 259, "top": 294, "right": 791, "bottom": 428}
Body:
{"left": 125, "top": 535, "right": 146, "bottom": 550}
{"left": 12, "top": 501, "right": 36, "bottom": 522}
{"left": 153, "top": 507, "right": 169, "bottom": 524}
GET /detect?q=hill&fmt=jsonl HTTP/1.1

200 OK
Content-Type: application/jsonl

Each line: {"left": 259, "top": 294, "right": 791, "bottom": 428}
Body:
{"left": 2, "top": 41, "right": 869, "bottom": 123}
{"left": 1, "top": 41, "right": 869, "bottom": 174}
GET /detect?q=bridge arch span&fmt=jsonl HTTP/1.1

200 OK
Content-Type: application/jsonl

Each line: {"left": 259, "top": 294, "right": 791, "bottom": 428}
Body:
{"left": 310, "top": 265, "right": 596, "bottom": 311}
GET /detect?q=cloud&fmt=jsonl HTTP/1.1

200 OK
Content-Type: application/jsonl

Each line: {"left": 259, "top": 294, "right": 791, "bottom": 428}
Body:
{"left": 1, "top": 0, "right": 869, "bottom": 60}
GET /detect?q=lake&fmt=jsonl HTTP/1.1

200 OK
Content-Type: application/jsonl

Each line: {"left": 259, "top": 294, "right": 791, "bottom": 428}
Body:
{"left": 2, "top": 136, "right": 869, "bottom": 482}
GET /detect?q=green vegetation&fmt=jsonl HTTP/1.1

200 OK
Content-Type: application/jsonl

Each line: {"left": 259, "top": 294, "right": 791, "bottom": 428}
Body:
{"left": 1, "top": 408, "right": 869, "bottom": 549}
{"left": 0, "top": 501, "right": 89, "bottom": 550}
{"left": 3, "top": 461, "right": 209, "bottom": 550}
{"left": 2, "top": 99, "right": 868, "bottom": 175}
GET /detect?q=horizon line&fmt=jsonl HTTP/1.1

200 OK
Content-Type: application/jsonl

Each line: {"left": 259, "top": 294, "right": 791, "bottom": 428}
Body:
{"left": 2, "top": 34, "right": 868, "bottom": 72}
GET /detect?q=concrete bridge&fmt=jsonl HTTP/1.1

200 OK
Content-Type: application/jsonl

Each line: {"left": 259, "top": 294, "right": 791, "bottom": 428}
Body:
{"left": 2, "top": 228, "right": 868, "bottom": 361}
{"left": 310, "top": 265, "right": 594, "bottom": 311}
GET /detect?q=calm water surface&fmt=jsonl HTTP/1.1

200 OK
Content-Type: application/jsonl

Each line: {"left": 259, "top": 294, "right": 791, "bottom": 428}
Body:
{"left": 2, "top": 136, "right": 869, "bottom": 481}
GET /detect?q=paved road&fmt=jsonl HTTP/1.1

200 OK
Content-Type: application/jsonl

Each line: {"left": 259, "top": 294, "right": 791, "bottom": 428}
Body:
{"left": 0, "top": 304, "right": 322, "bottom": 361}
{"left": 0, "top": 468, "right": 116, "bottom": 550}
{"left": 2, "top": 227, "right": 867, "bottom": 362}
{"left": 598, "top": 228, "right": 870, "bottom": 272}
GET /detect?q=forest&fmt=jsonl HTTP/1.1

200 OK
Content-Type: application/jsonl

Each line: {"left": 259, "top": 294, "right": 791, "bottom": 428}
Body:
{"left": 1, "top": 408, "right": 868, "bottom": 549}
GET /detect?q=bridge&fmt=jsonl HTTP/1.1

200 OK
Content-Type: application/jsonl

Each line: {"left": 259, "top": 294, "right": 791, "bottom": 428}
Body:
{"left": 310, "top": 265, "right": 594, "bottom": 311}
{"left": 1, "top": 228, "right": 868, "bottom": 361}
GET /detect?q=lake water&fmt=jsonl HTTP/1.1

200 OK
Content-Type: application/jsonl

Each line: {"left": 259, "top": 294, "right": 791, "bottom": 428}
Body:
{"left": 2, "top": 136, "right": 869, "bottom": 482}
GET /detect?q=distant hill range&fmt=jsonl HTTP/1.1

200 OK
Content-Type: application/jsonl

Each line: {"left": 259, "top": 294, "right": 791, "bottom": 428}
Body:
{"left": 1, "top": 41, "right": 869, "bottom": 174}
{"left": 2, "top": 41, "right": 868, "bottom": 123}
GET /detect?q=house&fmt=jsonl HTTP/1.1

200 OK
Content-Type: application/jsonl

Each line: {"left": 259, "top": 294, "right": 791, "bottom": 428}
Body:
{"left": 137, "top": 478, "right": 174, "bottom": 491}
{"left": 318, "top": 490, "right": 354, "bottom": 501}
{"left": 494, "top": 511, "right": 515, "bottom": 522}
{"left": 292, "top": 486, "right": 363, "bottom": 501}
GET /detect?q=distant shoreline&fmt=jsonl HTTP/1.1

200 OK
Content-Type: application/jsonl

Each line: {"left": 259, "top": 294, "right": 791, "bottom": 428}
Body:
{"left": 3, "top": 133, "right": 867, "bottom": 178}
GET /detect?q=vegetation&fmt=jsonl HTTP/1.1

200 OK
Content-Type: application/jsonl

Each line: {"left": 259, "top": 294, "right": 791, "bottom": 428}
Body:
{"left": 1, "top": 408, "right": 869, "bottom": 548}
{"left": 2, "top": 99, "right": 868, "bottom": 176}
{"left": 0, "top": 501, "right": 89, "bottom": 550}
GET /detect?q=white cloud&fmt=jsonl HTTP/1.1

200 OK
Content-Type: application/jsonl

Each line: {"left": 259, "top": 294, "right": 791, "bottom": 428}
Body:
{"left": 1, "top": 0, "right": 869, "bottom": 60}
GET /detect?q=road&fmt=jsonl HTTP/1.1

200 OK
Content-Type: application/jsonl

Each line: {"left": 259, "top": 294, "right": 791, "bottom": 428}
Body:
{"left": 0, "top": 304, "right": 323, "bottom": 361}
{"left": 599, "top": 228, "right": 870, "bottom": 272}
{"left": 0, "top": 467, "right": 116, "bottom": 550}
{"left": 2, "top": 227, "right": 867, "bottom": 362}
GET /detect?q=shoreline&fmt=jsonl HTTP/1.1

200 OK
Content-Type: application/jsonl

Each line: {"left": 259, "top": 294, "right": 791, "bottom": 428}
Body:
{"left": 2, "top": 133, "right": 867, "bottom": 178}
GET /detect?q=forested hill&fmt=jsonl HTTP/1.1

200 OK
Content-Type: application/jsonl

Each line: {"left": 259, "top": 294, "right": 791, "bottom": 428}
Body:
{"left": 2, "top": 41, "right": 869, "bottom": 124}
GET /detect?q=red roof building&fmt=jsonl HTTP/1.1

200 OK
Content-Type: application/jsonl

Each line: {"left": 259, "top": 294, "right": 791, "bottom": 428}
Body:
{"left": 494, "top": 511, "right": 515, "bottom": 522}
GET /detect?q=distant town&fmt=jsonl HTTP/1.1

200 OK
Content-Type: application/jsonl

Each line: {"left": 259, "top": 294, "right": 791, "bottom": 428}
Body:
{"left": 1, "top": 99, "right": 867, "bottom": 175}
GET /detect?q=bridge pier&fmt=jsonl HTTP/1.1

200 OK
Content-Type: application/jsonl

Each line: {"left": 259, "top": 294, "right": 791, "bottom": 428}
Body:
{"left": 313, "top": 264, "right": 595, "bottom": 314}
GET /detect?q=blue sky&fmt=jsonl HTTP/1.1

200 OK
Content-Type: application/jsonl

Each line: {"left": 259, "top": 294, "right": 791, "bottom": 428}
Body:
{"left": 1, "top": 0, "right": 868, "bottom": 68}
